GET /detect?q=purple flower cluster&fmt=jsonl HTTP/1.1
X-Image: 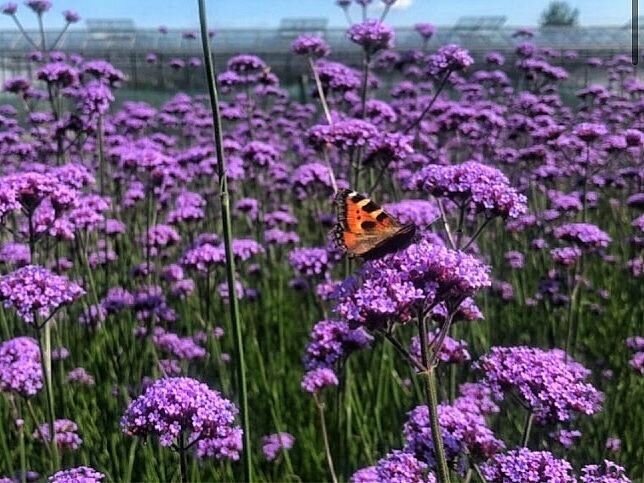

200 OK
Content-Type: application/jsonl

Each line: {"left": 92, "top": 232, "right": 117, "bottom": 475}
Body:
{"left": 0, "top": 336, "right": 42, "bottom": 397}
{"left": 301, "top": 367, "right": 339, "bottom": 394}
{"left": 412, "top": 161, "right": 528, "bottom": 219}
{"left": 554, "top": 223, "right": 612, "bottom": 250}
{"left": 476, "top": 347, "right": 603, "bottom": 423}
{"left": 289, "top": 247, "right": 330, "bottom": 278}
{"left": 428, "top": 44, "right": 474, "bottom": 74}
{"left": 25, "top": 0, "right": 51, "bottom": 14}
{"left": 383, "top": 200, "right": 439, "bottom": 228}
{"left": 146, "top": 224, "right": 181, "bottom": 248}
{"left": 480, "top": 448, "right": 576, "bottom": 482}
{"left": 1, "top": 172, "right": 79, "bottom": 213}
{"left": 262, "top": 432, "right": 295, "bottom": 461}
{"left": 121, "top": 377, "right": 240, "bottom": 448}
{"left": 551, "top": 246, "right": 582, "bottom": 267}
{"left": 0, "top": 265, "right": 85, "bottom": 324}
{"left": 414, "top": 23, "right": 436, "bottom": 40}
{"left": 580, "top": 460, "right": 631, "bottom": 483}
{"left": 356, "top": 450, "right": 437, "bottom": 483}
{"left": 291, "top": 35, "right": 330, "bottom": 58}
{"left": 67, "top": 367, "right": 95, "bottom": 386}
{"left": 308, "top": 119, "right": 378, "bottom": 151}
{"left": 152, "top": 328, "right": 207, "bottom": 360}
{"left": 334, "top": 239, "right": 491, "bottom": 328}
{"left": 303, "top": 319, "right": 373, "bottom": 370}
{"left": 347, "top": 20, "right": 395, "bottom": 54}
{"left": 182, "top": 243, "right": 225, "bottom": 272}
{"left": 33, "top": 419, "right": 82, "bottom": 451}
{"left": 404, "top": 401, "right": 504, "bottom": 466}
{"left": 409, "top": 332, "right": 471, "bottom": 364}
{"left": 48, "top": 467, "right": 105, "bottom": 483}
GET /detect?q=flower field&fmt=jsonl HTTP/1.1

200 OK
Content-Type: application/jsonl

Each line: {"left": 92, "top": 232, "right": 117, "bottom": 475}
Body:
{"left": 0, "top": 0, "right": 643, "bottom": 482}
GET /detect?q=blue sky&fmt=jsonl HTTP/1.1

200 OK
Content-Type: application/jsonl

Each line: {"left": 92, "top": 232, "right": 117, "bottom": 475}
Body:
{"left": 0, "top": 0, "right": 631, "bottom": 29}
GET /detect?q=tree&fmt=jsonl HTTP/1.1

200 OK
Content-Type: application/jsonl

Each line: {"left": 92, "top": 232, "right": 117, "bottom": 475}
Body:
{"left": 540, "top": 1, "right": 579, "bottom": 27}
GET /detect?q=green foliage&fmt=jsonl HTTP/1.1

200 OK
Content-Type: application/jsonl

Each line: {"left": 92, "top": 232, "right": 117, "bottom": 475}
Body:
{"left": 540, "top": 1, "right": 580, "bottom": 27}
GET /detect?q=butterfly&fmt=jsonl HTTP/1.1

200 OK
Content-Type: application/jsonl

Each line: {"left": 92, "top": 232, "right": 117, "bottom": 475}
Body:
{"left": 333, "top": 188, "right": 417, "bottom": 260}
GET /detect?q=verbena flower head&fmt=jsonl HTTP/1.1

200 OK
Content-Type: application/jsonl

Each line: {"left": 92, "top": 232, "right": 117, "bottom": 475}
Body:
{"left": 79, "top": 81, "right": 114, "bottom": 115}
{"left": 304, "top": 319, "right": 373, "bottom": 370}
{"left": 412, "top": 162, "right": 527, "bottom": 219}
{"left": 0, "top": 242, "right": 30, "bottom": 267}
{"left": 334, "top": 239, "right": 491, "bottom": 328}
{"left": 152, "top": 328, "right": 206, "bottom": 360}
{"left": 232, "top": 239, "right": 264, "bottom": 261}
{"left": 1, "top": 2, "right": 17, "bottom": 15}
{"left": 347, "top": 20, "right": 395, "bottom": 54}
{"left": 580, "top": 460, "right": 631, "bottom": 483}
{"left": 315, "top": 60, "right": 361, "bottom": 91}
{"left": 82, "top": 60, "right": 126, "bottom": 86}
{"left": 33, "top": 419, "right": 82, "bottom": 451}
{"left": 145, "top": 224, "right": 181, "bottom": 248}
{"left": 102, "top": 287, "right": 134, "bottom": 314}
{"left": 0, "top": 266, "right": 85, "bottom": 324}
{"left": 0, "top": 336, "right": 42, "bottom": 397}
{"left": 476, "top": 346, "right": 603, "bottom": 423}
{"left": 289, "top": 247, "right": 330, "bottom": 278}
{"left": 25, "top": 0, "right": 51, "bottom": 14}
{"left": 292, "top": 35, "right": 330, "bottom": 58}
{"left": 410, "top": 332, "right": 470, "bottom": 364}
{"left": 2, "top": 172, "right": 79, "bottom": 213}
{"left": 456, "top": 382, "right": 499, "bottom": 416}
{"left": 121, "top": 377, "right": 240, "bottom": 448}
{"left": 67, "top": 367, "right": 95, "bottom": 386}
{"left": 480, "top": 448, "right": 575, "bottom": 482}
{"left": 262, "top": 432, "right": 295, "bottom": 461}
{"left": 415, "top": 23, "right": 436, "bottom": 40}
{"left": 182, "top": 243, "right": 225, "bottom": 272}
{"left": 196, "top": 427, "right": 243, "bottom": 461}
{"left": 574, "top": 122, "right": 608, "bottom": 143}
{"left": 301, "top": 367, "right": 339, "bottom": 394}
{"left": 383, "top": 200, "right": 439, "bottom": 228}
{"left": 428, "top": 44, "right": 474, "bottom": 74}
{"left": 36, "top": 62, "right": 79, "bottom": 87}
{"left": 62, "top": 9, "right": 79, "bottom": 23}
{"left": 404, "top": 403, "right": 504, "bottom": 466}
{"left": 48, "top": 466, "right": 105, "bottom": 483}
{"left": 554, "top": 223, "right": 612, "bottom": 250}
{"left": 308, "top": 119, "right": 379, "bottom": 152}
{"left": 351, "top": 466, "right": 378, "bottom": 483}
{"left": 372, "top": 450, "right": 437, "bottom": 483}
{"left": 551, "top": 246, "right": 582, "bottom": 267}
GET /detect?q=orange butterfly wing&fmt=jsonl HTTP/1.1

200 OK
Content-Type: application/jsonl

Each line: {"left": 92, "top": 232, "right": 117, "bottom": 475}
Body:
{"left": 334, "top": 189, "right": 416, "bottom": 260}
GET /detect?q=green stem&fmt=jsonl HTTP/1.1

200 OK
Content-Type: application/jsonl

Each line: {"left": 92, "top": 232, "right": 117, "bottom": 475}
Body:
{"left": 308, "top": 57, "right": 332, "bottom": 124}
{"left": 49, "top": 22, "right": 70, "bottom": 51}
{"left": 521, "top": 411, "right": 534, "bottom": 448}
{"left": 124, "top": 439, "right": 138, "bottom": 483}
{"left": 473, "top": 463, "right": 487, "bottom": 482}
{"left": 18, "top": 403, "right": 26, "bottom": 483}
{"left": 564, "top": 277, "right": 580, "bottom": 362}
{"left": 36, "top": 321, "right": 59, "bottom": 468}
{"left": 10, "top": 15, "right": 39, "bottom": 50}
{"left": 37, "top": 13, "right": 46, "bottom": 51}
{"left": 315, "top": 396, "right": 338, "bottom": 483}
{"left": 179, "top": 433, "right": 188, "bottom": 483}
{"left": 417, "top": 319, "right": 450, "bottom": 483}
{"left": 404, "top": 69, "right": 452, "bottom": 134}
{"left": 197, "top": 2, "right": 252, "bottom": 481}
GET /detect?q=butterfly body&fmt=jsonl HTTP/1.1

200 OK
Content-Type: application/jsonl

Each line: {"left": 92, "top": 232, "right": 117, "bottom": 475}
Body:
{"left": 334, "top": 189, "right": 417, "bottom": 260}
